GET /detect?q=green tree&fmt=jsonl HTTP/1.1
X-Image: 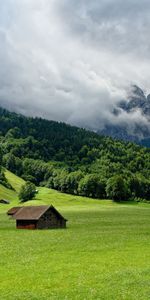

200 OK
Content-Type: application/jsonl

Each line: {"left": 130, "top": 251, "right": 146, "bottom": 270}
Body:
{"left": 129, "top": 175, "right": 150, "bottom": 200}
{"left": 3, "top": 153, "right": 22, "bottom": 176}
{"left": 19, "top": 182, "right": 36, "bottom": 202}
{"left": 65, "top": 171, "right": 84, "bottom": 194}
{"left": 3, "top": 153, "right": 16, "bottom": 172}
{"left": 106, "top": 175, "right": 130, "bottom": 202}
{"left": 78, "top": 174, "right": 106, "bottom": 198}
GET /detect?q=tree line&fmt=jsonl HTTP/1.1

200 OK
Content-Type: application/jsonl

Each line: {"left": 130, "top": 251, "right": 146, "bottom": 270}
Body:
{"left": 0, "top": 107, "right": 150, "bottom": 202}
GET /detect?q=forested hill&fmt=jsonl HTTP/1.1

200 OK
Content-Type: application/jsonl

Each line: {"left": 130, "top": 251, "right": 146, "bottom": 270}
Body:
{"left": 0, "top": 106, "right": 105, "bottom": 162}
{"left": 0, "top": 106, "right": 150, "bottom": 201}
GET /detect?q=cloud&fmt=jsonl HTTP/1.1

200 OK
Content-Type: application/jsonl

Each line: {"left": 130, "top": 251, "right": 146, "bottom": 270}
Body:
{"left": 0, "top": 0, "right": 150, "bottom": 130}
{"left": 58, "top": 0, "right": 150, "bottom": 55}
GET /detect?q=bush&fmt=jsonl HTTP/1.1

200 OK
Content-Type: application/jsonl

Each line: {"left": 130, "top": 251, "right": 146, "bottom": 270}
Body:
{"left": 134, "top": 197, "right": 150, "bottom": 203}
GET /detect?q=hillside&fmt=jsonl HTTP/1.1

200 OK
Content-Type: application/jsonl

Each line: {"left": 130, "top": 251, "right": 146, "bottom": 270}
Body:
{"left": 0, "top": 170, "right": 111, "bottom": 212}
{"left": 0, "top": 171, "right": 150, "bottom": 299}
{"left": 0, "top": 171, "right": 23, "bottom": 210}
{"left": 0, "top": 107, "right": 150, "bottom": 201}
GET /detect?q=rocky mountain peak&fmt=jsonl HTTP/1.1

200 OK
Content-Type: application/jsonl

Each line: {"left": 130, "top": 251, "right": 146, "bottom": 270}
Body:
{"left": 118, "top": 85, "right": 150, "bottom": 116}
{"left": 99, "top": 85, "right": 150, "bottom": 146}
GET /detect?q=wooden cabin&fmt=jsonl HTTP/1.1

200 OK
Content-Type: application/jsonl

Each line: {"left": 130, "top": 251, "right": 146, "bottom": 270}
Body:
{"left": 10, "top": 205, "right": 67, "bottom": 230}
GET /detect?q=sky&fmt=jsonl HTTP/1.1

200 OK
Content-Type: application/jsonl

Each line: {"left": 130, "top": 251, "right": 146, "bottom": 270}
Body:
{"left": 0, "top": 0, "right": 150, "bottom": 130}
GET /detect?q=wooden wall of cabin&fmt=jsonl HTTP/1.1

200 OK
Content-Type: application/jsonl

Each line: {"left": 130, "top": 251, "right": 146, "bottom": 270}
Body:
{"left": 16, "top": 220, "right": 37, "bottom": 229}
{"left": 37, "top": 210, "right": 66, "bottom": 229}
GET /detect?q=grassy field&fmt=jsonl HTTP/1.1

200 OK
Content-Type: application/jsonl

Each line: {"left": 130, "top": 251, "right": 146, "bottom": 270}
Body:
{"left": 0, "top": 171, "right": 150, "bottom": 299}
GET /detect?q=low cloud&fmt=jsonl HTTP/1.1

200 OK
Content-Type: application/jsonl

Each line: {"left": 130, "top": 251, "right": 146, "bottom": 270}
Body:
{"left": 0, "top": 0, "right": 150, "bottom": 130}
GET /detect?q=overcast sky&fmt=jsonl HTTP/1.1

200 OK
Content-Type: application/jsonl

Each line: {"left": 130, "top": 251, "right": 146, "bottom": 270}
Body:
{"left": 0, "top": 0, "right": 150, "bottom": 129}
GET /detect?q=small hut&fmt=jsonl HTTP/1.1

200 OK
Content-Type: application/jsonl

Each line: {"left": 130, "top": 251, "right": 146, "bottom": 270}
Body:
{"left": 7, "top": 207, "right": 22, "bottom": 216}
{"left": 0, "top": 199, "right": 10, "bottom": 204}
{"left": 9, "top": 205, "right": 67, "bottom": 230}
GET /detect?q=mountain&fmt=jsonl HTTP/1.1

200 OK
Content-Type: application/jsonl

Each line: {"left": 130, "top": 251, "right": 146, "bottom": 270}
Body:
{"left": 0, "top": 106, "right": 150, "bottom": 201}
{"left": 119, "top": 86, "right": 150, "bottom": 116}
{"left": 100, "top": 85, "right": 150, "bottom": 146}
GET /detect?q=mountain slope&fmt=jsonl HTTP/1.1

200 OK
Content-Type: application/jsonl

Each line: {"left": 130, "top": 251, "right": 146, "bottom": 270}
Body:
{"left": 5, "top": 170, "right": 25, "bottom": 193}
{"left": 0, "top": 170, "right": 25, "bottom": 205}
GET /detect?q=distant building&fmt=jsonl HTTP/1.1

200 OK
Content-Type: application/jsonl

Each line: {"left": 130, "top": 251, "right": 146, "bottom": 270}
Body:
{"left": 0, "top": 199, "right": 10, "bottom": 204}
{"left": 8, "top": 205, "right": 67, "bottom": 230}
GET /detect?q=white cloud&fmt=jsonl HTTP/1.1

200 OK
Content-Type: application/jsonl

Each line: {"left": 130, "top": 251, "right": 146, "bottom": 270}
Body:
{"left": 0, "top": 0, "right": 150, "bottom": 129}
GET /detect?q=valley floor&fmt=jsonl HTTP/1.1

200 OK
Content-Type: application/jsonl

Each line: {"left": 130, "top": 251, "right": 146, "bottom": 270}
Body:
{"left": 0, "top": 171, "right": 150, "bottom": 300}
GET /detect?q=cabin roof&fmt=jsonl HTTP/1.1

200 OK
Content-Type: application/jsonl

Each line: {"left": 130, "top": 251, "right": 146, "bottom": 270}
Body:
{"left": 7, "top": 206, "right": 22, "bottom": 215}
{"left": 12, "top": 205, "right": 67, "bottom": 221}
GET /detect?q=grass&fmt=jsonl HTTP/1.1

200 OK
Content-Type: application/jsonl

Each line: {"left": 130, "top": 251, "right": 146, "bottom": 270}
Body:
{"left": 0, "top": 171, "right": 150, "bottom": 299}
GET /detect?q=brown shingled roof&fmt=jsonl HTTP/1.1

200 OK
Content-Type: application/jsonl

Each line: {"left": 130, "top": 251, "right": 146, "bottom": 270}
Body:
{"left": 7, "top": 207, "right": 22, "bottom": 216}
{"left": 12, "top": 205, "right": 67, "bottom": 221}
{"left": 13, "top": 205, "right": 50, "bottom": 220}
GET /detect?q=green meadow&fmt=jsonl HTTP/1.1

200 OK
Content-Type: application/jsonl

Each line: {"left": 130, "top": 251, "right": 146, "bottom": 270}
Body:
{"left": 0, "top": 171, "right": 150, "bottom": 300}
